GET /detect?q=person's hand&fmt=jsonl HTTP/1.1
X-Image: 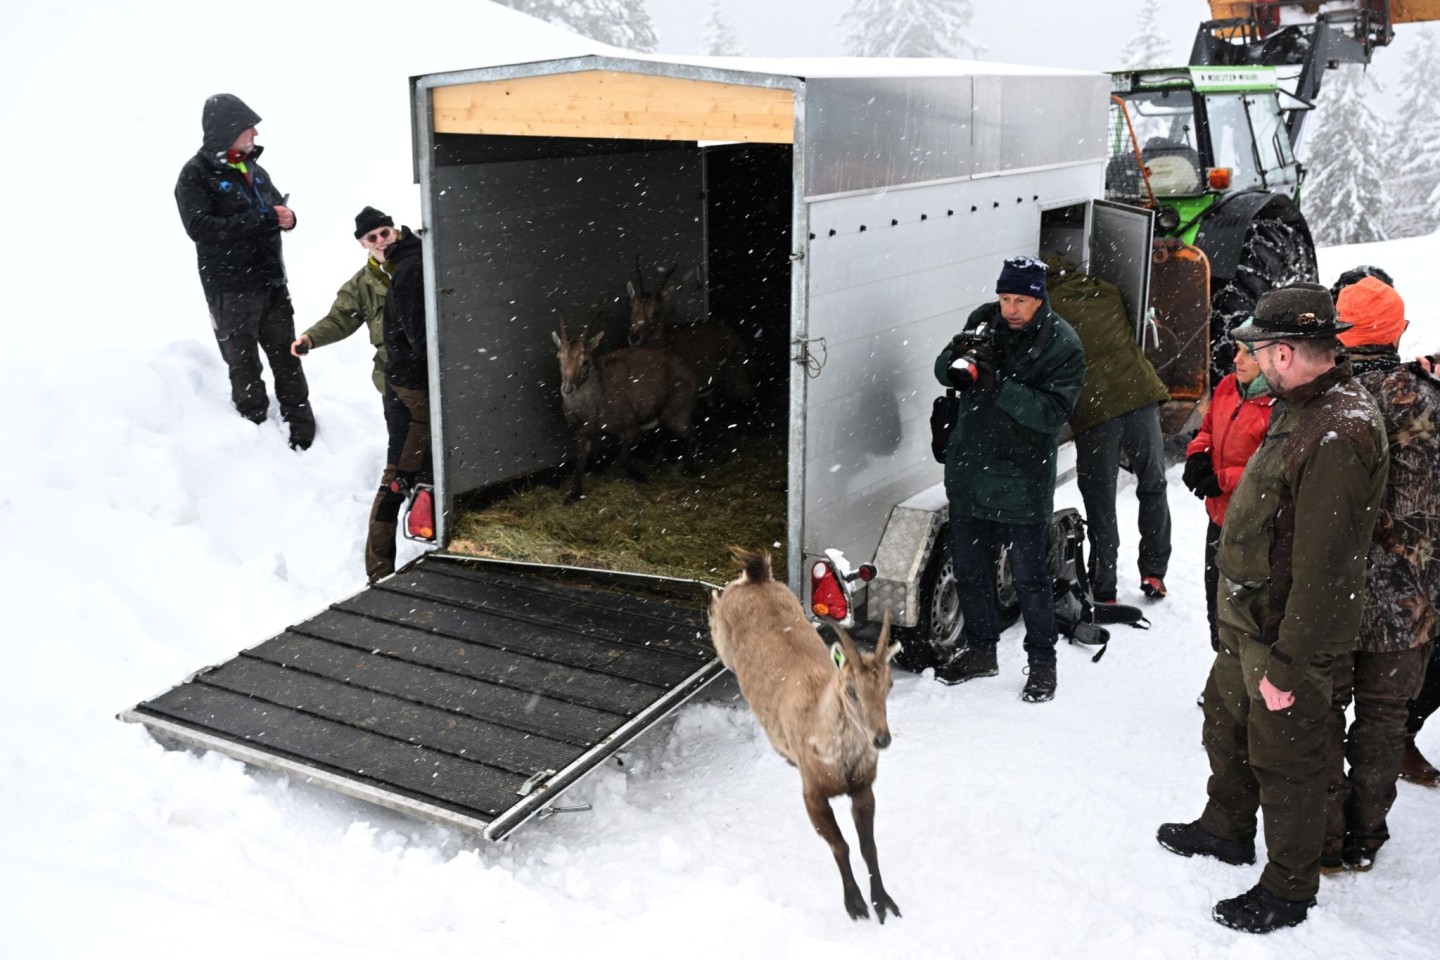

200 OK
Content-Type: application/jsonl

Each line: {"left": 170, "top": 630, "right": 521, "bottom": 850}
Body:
{"left": 275, "top": 204, "right": 296, "bottom": 230}
{"left": 1259, "top": 675, "right": 1294, "bottom": 711}
{"left": 969, "top": 340, "right": 997, "bottom": 387}
{"left": 1182, "top": 452, "right": 1222, "bottom": 499}
{"left": 289, "top": 334, "right": 312, "bottom": 358}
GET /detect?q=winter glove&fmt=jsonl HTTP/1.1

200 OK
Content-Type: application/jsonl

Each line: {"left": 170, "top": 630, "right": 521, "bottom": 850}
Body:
{"left": 1182, "top": 451, "right": 1222, "bottom": 499}
{"left": 946, "top": 338, "right": 997, "bottom": 390}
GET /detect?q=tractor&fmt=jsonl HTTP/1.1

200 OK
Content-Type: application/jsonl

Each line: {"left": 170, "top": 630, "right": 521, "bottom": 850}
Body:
{"left": 1106, "top": 1, "right": 1438, "bottom": 418}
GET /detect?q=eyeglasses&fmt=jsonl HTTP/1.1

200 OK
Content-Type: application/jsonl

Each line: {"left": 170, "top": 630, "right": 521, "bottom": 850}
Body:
{"left": 362, "top": 227, "right": 394, "bottom": 245}
{"left": 1249, "top": 341, "right": 1290, "bottom": 357}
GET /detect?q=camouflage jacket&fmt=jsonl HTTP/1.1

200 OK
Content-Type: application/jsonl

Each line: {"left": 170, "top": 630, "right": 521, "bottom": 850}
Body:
{"left": 1351, "top": 345, "right": 1440, "bottom": 652}
{"left": 1216, "top": 360, "right": 1389, "bottom": 691}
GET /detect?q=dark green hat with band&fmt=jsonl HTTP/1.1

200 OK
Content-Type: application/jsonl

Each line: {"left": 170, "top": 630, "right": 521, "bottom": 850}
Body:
{"left": 1230, "top": 281, "right": 1352, "bottom": 341}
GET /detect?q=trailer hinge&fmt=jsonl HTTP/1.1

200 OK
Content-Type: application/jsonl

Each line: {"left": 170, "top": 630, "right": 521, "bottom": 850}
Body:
{"left": 537, "top": 803, "right": 594, "bottom": 821}
{"left": 517, "top": 768, "right": 557, "bottom": 796}
{"left": 792, "top": 336, "right": 828, "bottom": 379}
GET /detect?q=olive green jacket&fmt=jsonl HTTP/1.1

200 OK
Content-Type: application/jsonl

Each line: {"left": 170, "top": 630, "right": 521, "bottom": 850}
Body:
{"left": 1216, "top": 360, "right": 1389, "bottom": 691}
{"left": 1048, "top": 265, "right": 1168, "bottom": 436}
{"left": 301, "top": 259, "right": 391, "bottom": 393}
{"left": 934, "top": 301, "right": 1086, "bottom": 524}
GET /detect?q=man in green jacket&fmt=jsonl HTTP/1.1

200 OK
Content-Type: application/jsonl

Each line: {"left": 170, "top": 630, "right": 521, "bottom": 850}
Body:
{"left": 290, "top": 206, "right": 395, "bottom": 392}
{"left": 1157, "top": 282, "right": 1388, "bottom": 934}
{"left": 932, "top": 256, "right": 1086, "bottom": 702}
{"left": 1049, "top": 258, "right": 1172, "bottom": 602}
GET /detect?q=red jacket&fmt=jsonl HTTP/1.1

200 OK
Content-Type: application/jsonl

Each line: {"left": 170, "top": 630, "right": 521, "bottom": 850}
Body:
{"left": 1186, "top": 373, "right": 1274, "bottom": 526}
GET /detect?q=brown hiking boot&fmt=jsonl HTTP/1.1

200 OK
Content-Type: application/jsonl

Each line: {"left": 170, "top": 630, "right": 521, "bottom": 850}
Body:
{"left": 1400, "top": 735, "right": 1440, "bottom": 786}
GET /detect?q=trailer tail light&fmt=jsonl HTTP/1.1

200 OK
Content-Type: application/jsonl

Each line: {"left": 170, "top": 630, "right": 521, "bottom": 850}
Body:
{"left": 810, "top": 557, "right": 877, "bottom": 622}
{"left": 1207, "top": 167, "right": 1232, "bottom": 190}
{"left": 811, "top": 560, "right": 848, "bottom": 620}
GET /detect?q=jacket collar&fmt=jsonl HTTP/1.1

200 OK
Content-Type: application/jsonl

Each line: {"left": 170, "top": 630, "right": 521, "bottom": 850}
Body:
{"left": 1277, "top": 357, "right": 1354, "bottom": 408}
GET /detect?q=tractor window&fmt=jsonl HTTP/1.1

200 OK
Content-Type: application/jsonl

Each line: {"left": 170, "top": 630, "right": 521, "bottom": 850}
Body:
{"left": 1243, "top": 93, "right": 1299, "bottom": 189}
{"left": 1107, "top": 90, "right": 1203, "bottom": 199}
{"left": 1204, "top": 94, "right": 1265, "bottom": 191}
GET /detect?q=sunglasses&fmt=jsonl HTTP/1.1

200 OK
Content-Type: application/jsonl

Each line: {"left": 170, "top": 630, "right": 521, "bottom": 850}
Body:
{"left": 362, "top": 227, "right": 394, "bottom": 244}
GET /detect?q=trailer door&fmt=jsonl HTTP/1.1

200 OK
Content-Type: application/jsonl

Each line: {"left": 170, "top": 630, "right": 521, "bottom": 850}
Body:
{"left": 1090, "top": 200, "right": 1156, "bottom": 339}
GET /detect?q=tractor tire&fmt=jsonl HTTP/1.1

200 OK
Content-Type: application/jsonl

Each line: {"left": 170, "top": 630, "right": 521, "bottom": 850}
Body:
{"left": 1208, "top": 215, "right": 1317, "bottom": 377}
{"left": 892, "top": 528, "right": 1020, "bottom": 674}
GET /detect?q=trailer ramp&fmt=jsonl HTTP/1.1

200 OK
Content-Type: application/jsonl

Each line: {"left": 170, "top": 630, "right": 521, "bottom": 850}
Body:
{"left": 121, "top": 555, "right": 724, "bottom": 841}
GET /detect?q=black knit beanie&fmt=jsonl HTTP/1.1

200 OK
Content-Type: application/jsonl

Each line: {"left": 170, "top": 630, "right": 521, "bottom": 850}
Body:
{"left": 354, "top": 206, "right": 394, "bottom": 239}
{"left": 996, "top": 256, "right": 1048, "bottom": 299}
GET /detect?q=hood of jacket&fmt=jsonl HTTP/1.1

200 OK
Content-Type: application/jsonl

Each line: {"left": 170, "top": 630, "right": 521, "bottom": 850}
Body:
{"left": 201, "top": 94, "right": 262, "bottom": 158}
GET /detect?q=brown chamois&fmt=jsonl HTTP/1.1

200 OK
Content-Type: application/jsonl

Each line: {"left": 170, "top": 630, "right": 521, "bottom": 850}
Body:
{"left": 626, "top": 262, "right": 754, "bottom": 405}
{"left": 551, "top": 311, "right": 698, "bottom": 502}
{"left": 708, "top": 547, "right": 902, "bottom": 923}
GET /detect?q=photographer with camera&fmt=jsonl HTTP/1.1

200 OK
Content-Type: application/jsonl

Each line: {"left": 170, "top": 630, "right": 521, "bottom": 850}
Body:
{"left": 932, "top": 256, "right": 1086, "bottom": 702}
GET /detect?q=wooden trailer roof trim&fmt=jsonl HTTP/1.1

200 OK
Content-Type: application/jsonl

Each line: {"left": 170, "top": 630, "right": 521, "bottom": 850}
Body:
{"left": 432, "top": 70, "right": 796, "bottom": 144}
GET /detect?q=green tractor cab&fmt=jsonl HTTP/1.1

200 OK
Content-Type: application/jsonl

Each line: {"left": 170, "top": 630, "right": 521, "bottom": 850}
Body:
{"left": 1107, "top": 65, "right": 1317, "bottom": 376}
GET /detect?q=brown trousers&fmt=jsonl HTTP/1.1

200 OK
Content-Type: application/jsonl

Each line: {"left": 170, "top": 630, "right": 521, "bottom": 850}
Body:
{"left": 364, "top": 383, "right": 432, "bottom": 582}
{"left": 1324, "top": 642, "right": 1433, "bottom": 856}
{"left": 1200, "top": 628, "right": 1338, "bottom": 901}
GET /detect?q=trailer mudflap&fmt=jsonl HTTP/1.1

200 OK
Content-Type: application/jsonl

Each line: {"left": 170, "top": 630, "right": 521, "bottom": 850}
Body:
{"left": 120, "top": 555, "right": 724, "bottom": 841}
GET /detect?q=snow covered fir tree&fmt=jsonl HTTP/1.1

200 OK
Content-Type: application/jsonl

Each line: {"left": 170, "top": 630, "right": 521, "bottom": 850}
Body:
{"left": 1118, "top": 0, "right": 1172, "bottom": 69}
{"left": 493, "top": 0, "right": 657, "bottom": 51}
{"left": 1301, "top": 63, "right": 1391, "bottom": 246}
{"left": 840, "top": 0, "right": 983, "bottom": 58}
{"left": 702, "top": 0, "right": 743, "bottom": 56}
{"left": 1385, "top": 29, "right": 1440, "bottom": 239}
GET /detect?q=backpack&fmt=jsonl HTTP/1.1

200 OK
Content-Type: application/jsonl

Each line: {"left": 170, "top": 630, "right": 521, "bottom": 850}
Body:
{"left": 1046, "top": 508, "right": 1149, "bottom": 662}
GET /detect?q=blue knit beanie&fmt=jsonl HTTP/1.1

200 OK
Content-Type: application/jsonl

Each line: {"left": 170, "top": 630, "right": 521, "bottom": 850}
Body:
{"left": 996, "top": 256, "right": 1048, "bottom": 299}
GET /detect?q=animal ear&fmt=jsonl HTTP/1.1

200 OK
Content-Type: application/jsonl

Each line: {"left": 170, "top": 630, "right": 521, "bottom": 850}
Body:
{"left": 830, "top": 642, "right": 845, "bottom": 669}
{"left": 830, "top": 623, "right": 862, "bottom": 667}
{"left": 884, "top": 640, "right": 903, "bottom": 663}
{"left": 877, "top": 609, "right": 900, "bottom": 663}
{"left": 551, "top": 331, "right": 562, "bottom": 348}
{"left": 626, "top": 280, "right": 637, "bottom": 298}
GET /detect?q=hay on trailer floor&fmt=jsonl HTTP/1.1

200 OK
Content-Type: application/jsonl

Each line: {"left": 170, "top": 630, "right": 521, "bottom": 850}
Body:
{"left": 448, "top": 430, "right": 787, "bottom": 587}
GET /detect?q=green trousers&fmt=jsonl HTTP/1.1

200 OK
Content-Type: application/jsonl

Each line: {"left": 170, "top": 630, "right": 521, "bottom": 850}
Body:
{"left": 1199, "top": 627, "right": 1338, "bottom": 901}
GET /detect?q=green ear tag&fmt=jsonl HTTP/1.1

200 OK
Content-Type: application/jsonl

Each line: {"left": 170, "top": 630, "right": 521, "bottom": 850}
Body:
{"left": 831, "top": 644, "right": 845, "bottom": 669}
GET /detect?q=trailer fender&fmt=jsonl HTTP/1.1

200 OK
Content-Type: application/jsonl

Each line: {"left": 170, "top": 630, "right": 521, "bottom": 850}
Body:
{"left": 1193, "top": 191, "right": 1310, "bottom": 282}
{"left": 867, "top": 495, "right": 948, "bottom": 629}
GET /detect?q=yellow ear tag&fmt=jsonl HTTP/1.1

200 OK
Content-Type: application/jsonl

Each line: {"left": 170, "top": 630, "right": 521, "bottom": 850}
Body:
{"left": 831, "top": 644, "right": 845, "bottom": 669}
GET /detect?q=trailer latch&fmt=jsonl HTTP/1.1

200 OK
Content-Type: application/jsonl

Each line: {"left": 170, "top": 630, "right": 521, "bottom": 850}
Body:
{"left": 517, "top": 768, "right": 557, "bottom": 796}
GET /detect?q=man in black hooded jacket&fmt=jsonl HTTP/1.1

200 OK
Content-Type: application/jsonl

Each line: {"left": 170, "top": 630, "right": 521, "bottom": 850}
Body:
{"left": 175, "top": 93, "right": 314, "bottom": 449}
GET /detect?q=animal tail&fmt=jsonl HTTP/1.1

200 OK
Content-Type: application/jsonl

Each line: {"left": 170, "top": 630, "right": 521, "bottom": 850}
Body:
{"left": 729, "top": 546, "right": 772, "bottom": 584}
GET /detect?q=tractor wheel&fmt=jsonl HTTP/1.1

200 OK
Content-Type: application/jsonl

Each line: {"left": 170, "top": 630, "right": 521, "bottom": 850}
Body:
{"left": 1208, "top": 216, "right": 1317, "bottom": 376}
{"left": 892, "top": 529, "right": 1020, "bottom": 674}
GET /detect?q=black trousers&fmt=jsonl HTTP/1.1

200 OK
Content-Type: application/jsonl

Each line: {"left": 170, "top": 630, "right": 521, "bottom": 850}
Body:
{"left": 1407, "top": 639, "right": 1440, "bottom": 735}
{"left": 365, "top": 383, "right": 432, "bottom": 582}
{"left": 206, "top": 284, "right": 313, "bottom": 438}
{"left": 1074, "top": 404, "right": 1172, "bottom": 599}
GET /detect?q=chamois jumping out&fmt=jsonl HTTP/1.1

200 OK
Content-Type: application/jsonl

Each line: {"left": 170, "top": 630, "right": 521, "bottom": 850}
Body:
{"left": 551, "top": 310, "right": 698, "bottom": 502}
{"left": 626, "top": 261, "right": 754, "bottom": 406}
{"left": 708, "top": 547, "right": 902, "bottom": 923}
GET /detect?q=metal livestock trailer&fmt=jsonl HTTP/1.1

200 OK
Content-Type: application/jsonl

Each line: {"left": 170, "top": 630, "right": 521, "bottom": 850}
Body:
{"left": 123, "top": 54, "right": 1153, "bottom": 840}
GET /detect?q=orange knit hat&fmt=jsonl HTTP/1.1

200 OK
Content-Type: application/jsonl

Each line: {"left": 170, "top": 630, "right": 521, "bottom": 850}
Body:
{"left": 1337, "top": 275, "right": 1406, "bottom": 347}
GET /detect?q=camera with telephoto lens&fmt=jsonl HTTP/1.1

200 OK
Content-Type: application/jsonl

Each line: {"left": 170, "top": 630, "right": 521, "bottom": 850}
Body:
{"left": 947, "top": 321, "right": 995, "bottom": 388}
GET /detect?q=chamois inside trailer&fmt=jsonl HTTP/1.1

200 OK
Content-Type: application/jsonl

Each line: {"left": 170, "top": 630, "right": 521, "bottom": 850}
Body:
{"left": 425, "top": 74, "right": 797, "bottom": 581}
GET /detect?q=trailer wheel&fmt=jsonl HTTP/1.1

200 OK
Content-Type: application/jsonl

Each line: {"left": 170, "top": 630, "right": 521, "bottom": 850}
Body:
{"left": 1209, "top": 216, "right": 1317, "bottom": 376}
{"left": 893, "top": 529, "right": 1020, "bottom": 673}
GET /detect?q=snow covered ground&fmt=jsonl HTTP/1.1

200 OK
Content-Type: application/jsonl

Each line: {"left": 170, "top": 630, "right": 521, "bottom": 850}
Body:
{"left": 3, "top": 3, "right": 1438, "bottom": 958}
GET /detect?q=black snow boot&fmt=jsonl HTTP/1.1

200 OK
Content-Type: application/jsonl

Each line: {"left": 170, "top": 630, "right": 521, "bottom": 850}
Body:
{"left": 1020, "top": 660, "right": 1056, "bottom": 702}
{"left": 1212, "top": 883, "right": 1314, "bottom": 934}
{"left": 934, "top": 645, "right": 998, "bottom": 685}
{"left": 1156, "top": 820, "right": 1256, "bottom": 865}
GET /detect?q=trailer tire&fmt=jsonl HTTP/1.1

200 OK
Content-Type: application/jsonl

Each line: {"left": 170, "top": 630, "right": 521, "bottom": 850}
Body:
{"left": 1209, "top": 216, "right": 1317, "bottom": 375}
{"left": 893, "top": 528, "right": 1020, "bottom": 673}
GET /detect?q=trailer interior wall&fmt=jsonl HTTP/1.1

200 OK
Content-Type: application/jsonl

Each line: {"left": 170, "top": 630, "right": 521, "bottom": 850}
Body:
{"left": 427, "top": 136, "right": 709, "bottom": 504}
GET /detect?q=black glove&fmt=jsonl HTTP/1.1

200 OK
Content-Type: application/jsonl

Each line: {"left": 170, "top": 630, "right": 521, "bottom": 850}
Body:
{"left": 946, "top": 338, "right": 997, "bottom": 390}
{"left": 1182, "top": 452, "right": 1222, "bottom": 499}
